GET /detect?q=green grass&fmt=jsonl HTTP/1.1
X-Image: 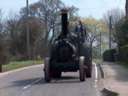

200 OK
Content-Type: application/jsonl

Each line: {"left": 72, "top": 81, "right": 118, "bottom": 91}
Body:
{"left": 2, "top": 60, "right": 43, "bottom": 72}
{"left": 93, "top": 59, "right": 103, "bottom": 64}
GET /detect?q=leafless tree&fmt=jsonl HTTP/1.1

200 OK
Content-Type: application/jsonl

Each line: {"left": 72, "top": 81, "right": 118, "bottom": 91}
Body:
{"left": 20, "top": 0, "right": 64, "bottom": 43}
{"left": 103, "top": 8, "right": 124, "bottom": 27}
{"left": 0, "top": 10, "right": 3, "bottom": 33}
{"left": 126, "top": 0, "right": 128, "bottom": 17}
{"left": 0, "top": 10, "right": 8, "bottom": 72}
{"left": 103, "top": 8, "right": 124, "bottom": 47}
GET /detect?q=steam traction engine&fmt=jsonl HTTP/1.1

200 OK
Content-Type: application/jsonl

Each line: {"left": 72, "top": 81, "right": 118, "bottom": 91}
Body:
{"left": 44, "top": 9, "right": 92, "bottom": 82}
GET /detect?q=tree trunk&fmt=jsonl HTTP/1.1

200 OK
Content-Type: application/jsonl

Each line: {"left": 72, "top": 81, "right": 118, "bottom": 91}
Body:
{"left": 0, "top": 65, "right": 2, "bottom": 72}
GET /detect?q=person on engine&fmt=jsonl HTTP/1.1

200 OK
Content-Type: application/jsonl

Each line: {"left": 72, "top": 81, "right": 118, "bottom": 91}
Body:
{"left": 75, "top": 20, "right": 87, "bottom": 43}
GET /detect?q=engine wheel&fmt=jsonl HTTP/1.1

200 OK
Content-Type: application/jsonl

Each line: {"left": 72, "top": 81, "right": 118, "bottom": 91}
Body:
{"left": 86, "top": 66, "right": 92, "bottom": 78}
{"left": 79, "top": 56, "right": 86, "bottom": 81}
{"left": 44, "top": 57, "right": 51, "bottom": 82}
{"left": 85, "top": 59, "right": 92, "bottom": 78}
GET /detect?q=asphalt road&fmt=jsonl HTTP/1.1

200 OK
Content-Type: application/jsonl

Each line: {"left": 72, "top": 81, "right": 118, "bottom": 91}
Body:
{"left": 0, "top": 64, "right": 102, "bottom": 96}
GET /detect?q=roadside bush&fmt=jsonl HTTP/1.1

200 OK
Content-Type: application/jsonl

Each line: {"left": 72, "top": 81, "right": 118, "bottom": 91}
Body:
{"left": 118, "top": 45, "right": 128, "bottom": 63}
{"left": 103, "top": 49, "right": 117, "bottom": 62}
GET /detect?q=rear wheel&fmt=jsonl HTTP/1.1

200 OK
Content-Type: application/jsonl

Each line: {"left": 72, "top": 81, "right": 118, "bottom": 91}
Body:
{"left": 86, "top": 66, "right": 92, "bottom": 78}
{"left": 79, "top": 56, "right": 86, "bottom": 81}
{"left": 85, "top": 59, "right": 92, "bottom": 78}
{"left": 44, "top": 57, "right": 51, "bottom": 82}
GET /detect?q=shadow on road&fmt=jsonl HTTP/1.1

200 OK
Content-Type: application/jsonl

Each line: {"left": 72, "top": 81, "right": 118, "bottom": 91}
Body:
{"left": 11, "top": 76, "right": 82, "bottom": 87}
{"left": 50, "top": 76, "right": 82, "bottom": 84}
{"left": 12, "top": 77, "right": 45, "bottom": 86}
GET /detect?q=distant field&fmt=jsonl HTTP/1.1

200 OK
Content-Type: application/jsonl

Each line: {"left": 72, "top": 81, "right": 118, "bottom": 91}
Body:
{"left": 2, "top": 60, "right": 43, "bottom": 72}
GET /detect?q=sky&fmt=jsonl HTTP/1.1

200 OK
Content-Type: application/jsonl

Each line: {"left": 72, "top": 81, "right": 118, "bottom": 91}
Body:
{"left": 0, "top": 0, "right": 125, "bottom": 19}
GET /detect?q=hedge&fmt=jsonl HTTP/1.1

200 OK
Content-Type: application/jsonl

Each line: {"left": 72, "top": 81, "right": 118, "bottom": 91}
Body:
{"left": 118, "top": 45, "right": 128, "bottom": 63}
{"left": 103, "top": 49, "right": 117, "bottom": 62}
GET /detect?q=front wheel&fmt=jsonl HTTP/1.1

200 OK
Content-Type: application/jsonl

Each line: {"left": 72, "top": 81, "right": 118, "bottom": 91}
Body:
{"left": 79, "top": 56, "right": 86, "bottom": 81}
{"left": 44, "top": 57, "right": 51, "bottom": 82}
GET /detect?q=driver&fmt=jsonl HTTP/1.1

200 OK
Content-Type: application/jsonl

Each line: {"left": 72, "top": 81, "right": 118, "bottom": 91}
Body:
{"left": 75, "top": 20, "right": 86, "bottom": 43}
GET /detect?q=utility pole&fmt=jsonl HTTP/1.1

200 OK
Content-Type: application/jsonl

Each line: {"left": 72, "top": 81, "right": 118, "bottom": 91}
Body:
{"left": 109, "top": 15, "right": 112, "bottom": 49}
{"left": 26, "top": 0, "right": 30, "bottom": 59}
{"left": 100, "top": 31, "right": 102, "bottom": 57}
{"left": 126, "top": 0, "right": 128, "bottom": 17}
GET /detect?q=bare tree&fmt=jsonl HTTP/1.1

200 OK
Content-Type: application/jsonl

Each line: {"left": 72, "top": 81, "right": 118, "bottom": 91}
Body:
{"left": 103, "top": 8, "right": 124, "bottom": 27}
{"left": 20, "top": 0, "right": 64, "bottom": 42}
{"left": 103, "top": 8, "right": 124, "bottom": 47}
{"left": 5, "top": 14, "right": 21, "bottom": 57}
{"left": 126, "top": 0, "right": 128, "bottom": 17}
{"left": 0, "top": 10, "right": 3, "bottom": 33}
{"left": 86, "top": 24, "right": 100, "bottom": 48}
{"left": 0, "top": 10, "right": 7, "bottom": 72}
{"left": 0, "top": 9, "right": 3, "bottom": 72}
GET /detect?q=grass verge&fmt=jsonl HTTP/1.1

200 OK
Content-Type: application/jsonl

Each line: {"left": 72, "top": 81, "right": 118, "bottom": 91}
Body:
{"left": 2, "top": 60, "right": 43, "bottom": 72}
{"left": 93, "top": 59, "right": 102, "bottom": 64}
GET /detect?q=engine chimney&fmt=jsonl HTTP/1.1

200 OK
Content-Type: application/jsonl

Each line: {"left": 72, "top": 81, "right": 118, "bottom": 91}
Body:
{"left": 61, "top": 9, "right": 68, "bottom": 37}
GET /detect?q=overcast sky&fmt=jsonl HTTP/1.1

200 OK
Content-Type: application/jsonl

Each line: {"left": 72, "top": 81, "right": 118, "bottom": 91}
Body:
{"left": 0, "top": 0, "right": 125, "bottom": 19}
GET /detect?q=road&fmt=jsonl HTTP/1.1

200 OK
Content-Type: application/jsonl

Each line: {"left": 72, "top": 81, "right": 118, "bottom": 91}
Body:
{"left": 0, "top": 64, "right": 102, "bottom": 96}
{"left": 102, "top": 62, "right": 128, "bottom": 96}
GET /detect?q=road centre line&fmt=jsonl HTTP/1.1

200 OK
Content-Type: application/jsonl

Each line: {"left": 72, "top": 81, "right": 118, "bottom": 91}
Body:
{"left": 23, "top": 78, "right": 42, "bottom": 90}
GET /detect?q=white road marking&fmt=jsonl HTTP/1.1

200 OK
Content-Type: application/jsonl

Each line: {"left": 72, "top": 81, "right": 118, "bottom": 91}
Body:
{"left": 94, "top": 62, "right": 98, "bottom": 82}
{"left": 23, "top": 85, "right": 31, "bottom": 90}
{"left": 23, "top": 78, "right": 42, "bottom": 90}
{"left": 93, "top": 62, "right": 101, "bottom": 96}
